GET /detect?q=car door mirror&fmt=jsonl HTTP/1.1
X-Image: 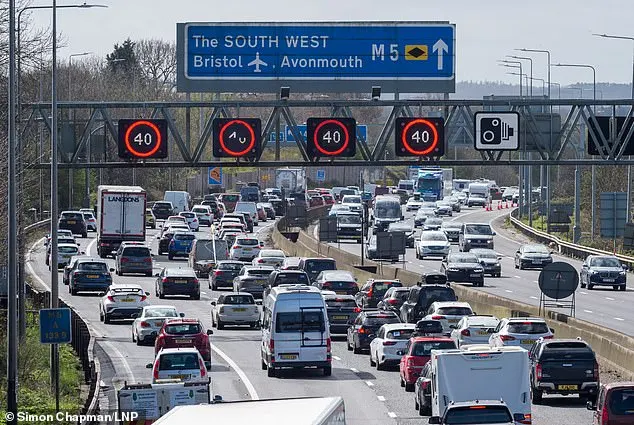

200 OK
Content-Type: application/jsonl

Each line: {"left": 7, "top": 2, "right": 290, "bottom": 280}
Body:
{"left": 154, "top": 273, "right": 160, "bottom": 277}
{"left": 516, "top": 250, "right": 520, "bottom": 254}
{"left": 207, "top": 329, "right": 214, "bottom": 335}
{"left": 109, "top": 268, "right": 115, "bottom": 272}
{"left": 491, "top": 231, "right": 496, "bottom": 236}
{"left": 582, "top": 264, "right": 588, "bottom": 268}
{"left": 428, "top": 417, "right": 441, "bottom": 424}
{"left": 80, "top": 251, "right": 85, "bottom": 255}
{"left": 145, "top": 291, "right": 150, "bottom": 296}
{"left": 98, "top": 292, "right": 106, "bottom": 297}
{"left": 210, "top": 300, "right": 217, "bottom": 306}
{"left": 549, "top": 327, "right": 555, "bottom": 334}
{"left": 623, "top": 264, "right": 629, "bottom": 270}
{"left": 256, "top": 300, "right": 263, "bottom": 305}
{"left": 179, "top": 312, "right": 185, "bottom": 317}
{"left": 586, "top": 400, "right": 596, "bottom": 410}
{"left": 145, "top": 363, "right": 153, "bottom": 369}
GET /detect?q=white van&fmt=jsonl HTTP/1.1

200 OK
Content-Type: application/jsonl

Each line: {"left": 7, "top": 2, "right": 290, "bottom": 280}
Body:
{"left": 234, "top": 201, "right": 258, "bottom": 225}
{"left": 261, "top": 285, "right": 332, "bottom": 377}
{"left": 164, "top": 191, "right": 191, "bottom": 213}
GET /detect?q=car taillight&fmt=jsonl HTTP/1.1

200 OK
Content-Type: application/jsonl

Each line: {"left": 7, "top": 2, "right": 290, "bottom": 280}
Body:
{"left": 535, "top": 363, "right": 542, "bottom": 380}
{"left": 257, "top": 259, "right": 264, "bottom": 263}
{"left": 601, "top": 403, "right": 609, "bottom": 425}
{"left": 383, "top": 341, "right": 397, "bottom": 346}
{"left": 387, "top": 299, "right": 398, "bottom": 305}
{"left": 121, "top": 258, "right": 129, "bottom": 263}
{"left": 517, "top": 413, "right": 532, "bottom": 425}
{"left": 140, "top": 295, "right": 147, "bottom": 302}
{"left": 431, "top": 315, "right": 445, "bottom": 320}
{"left": 461, "top": 329, "right": 471, "bottom": 337}
{"left": 406, "top": 357, "right": 415, "bottom": 367}
{"left": 73, "top": 271, "right": 81, "bottom": 277}
{"left": 140, "top": 321, "right": 151, "bottom": 328}
{"left": 143, "top": 258, "right": 152, "bottom": 263}
{"left": 367, "top": 288, "right": 373, "bottom": 298}
{"left": 234, "top": 245, "right": 242, "bottom": 249}
{"left": 153, "top": 359, "right": 160, "bottom": 380}
{"left": 594, "top": 361, "right": 599, "bottom": 379}
{"left": 214, "top": 270, "right": 222, "bottom": 276}
{"left": 199, "top": 357, "right": 206, "bottom": 377}
{"left": 107, "top": 296, "right": 115, "bottom": 302}
{"left": 358, "top": 327, "right": 369, "bottom": 334}
{"left": 500, "top": 335, "right": 516, "bottom": 341}
{"left": 193, "top": 278, "right": 199, "bottom": 285}
{"left": 422, "top": 381, "right": 429, "bottom": 390}
{"left": 162, "top": 277, "right": 169, "bottom": 283}
{"left": 326, "top": 337, "right": 331, "bottom": 353}
{"left": 269, "top": 339, "right": 274, "bottom": 354}
{"left": 353, "top": 307, "right": 361, "bottom": 313}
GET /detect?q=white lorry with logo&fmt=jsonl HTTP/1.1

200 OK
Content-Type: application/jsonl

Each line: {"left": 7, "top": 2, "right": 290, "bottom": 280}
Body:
{"left": 96, "top": 185, "right": 147, "bottom": 258}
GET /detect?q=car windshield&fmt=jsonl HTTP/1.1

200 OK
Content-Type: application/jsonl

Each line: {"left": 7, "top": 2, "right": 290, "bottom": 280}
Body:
{"left": 59, "top": 246, "right": 78, "bottom": 253}
{"left": 224, "top": 295, "right": 255, "bottom": 305}
{"left": 338, "top": 215, "right": 361, "bottom": 225}
{"left": 422, "top": 232, "right": 447, "bottom": 241}
{"left": 507, "top": 322, "right": 549, "bottom": 334}
{"left": 218, "top": 262, "right": 243, "bottom": 271}
{"left": 275, "top": 273, "right": 309, "bottom": 285}
{"left": 450, "top": 255, "right": 478, "bottom": 263}
{"left": 180, "top": 212, "right": 195, "bottom": 218}
{"left": 386, "top": 329, "right": 414, "bottom": 340}
{"left": 442, "top": 222, "right": 462, "bottom": 229}
{"left": 78, "top": 262, "right": 107, "bottom": 272}
{"left": 144, "top": 308, "right": 178, "bottom": 318}
{"left": 468, "top": 318, "right": 500, "bottom": 328}
{"left": 374, "top": 202, "right": 401, "bottom": 218}
{"left": 437, "top": 307, "right": 473, "bottom": 316}
{"left": 444, "top": 406, "right": 513, "bottom": 424}
{"left": 524, "top": 245, "right": 548, "bottom": 253}
{"left": 608, "top": 389, "right": 634, "bottom": 415}
{"left": 390, "top": 289, "right": 410, "bottom": 301}
{"left": 276, "top": 311, "right": 325, "bottom": 333}
{"left": 325, "top": 298, "right": 357, "bottom": 308}
{"left": 465, "top": 224, "right": 493, "bottom": 235}
{"left": 122, "top": 247, "right": 150, "bottom": 257}
{"left": 590, "top": 257, "right": 621, "bottom": 267}
{"left": 222, "top": 194, "right": 239, "bottom": 202}
{"left": 164, "top": 323, "right": 202, "bottom": 335}
{"left": 412, "top": 341, "right": 456, "bottom": 356}
{"left": 159, "top": 353, "right": 200, "bottom": 371}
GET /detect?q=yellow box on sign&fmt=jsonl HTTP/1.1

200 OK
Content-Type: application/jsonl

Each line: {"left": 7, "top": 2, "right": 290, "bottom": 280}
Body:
{"left": 405, "top": 45, "right": 429, "bottom": 61}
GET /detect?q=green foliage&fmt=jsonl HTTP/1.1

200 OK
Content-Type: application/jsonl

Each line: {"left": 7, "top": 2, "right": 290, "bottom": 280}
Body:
{"left": 106, "top": 38, "right": 138, "bottom": 75}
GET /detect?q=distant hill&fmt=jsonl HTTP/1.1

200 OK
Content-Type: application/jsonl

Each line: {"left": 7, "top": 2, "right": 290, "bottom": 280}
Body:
{"left": 452, "top": 81, "right": 632, "bottom": 100}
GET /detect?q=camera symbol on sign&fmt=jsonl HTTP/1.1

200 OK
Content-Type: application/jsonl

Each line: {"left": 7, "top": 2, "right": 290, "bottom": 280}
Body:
{"left": 480, "top": 117, "right": 515, "bottom": 145}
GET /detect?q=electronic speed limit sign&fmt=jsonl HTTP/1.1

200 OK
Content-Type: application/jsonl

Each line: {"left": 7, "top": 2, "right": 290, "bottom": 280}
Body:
{"left": 395, "top": 117, "right": 445, "bottom": 157}
{"left": 306, "top": 118, "right": 357, "bottom": 158}
{"left": 117, "top": 119, "right": 168, "bottom": 159}
{"left": 212, "top": 118, "right": 261, "bottom": 158}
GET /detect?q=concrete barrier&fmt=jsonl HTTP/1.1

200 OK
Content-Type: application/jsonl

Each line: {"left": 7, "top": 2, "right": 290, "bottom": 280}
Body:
{"left": 271, "top": 212, "right": 634, "bottom": 381}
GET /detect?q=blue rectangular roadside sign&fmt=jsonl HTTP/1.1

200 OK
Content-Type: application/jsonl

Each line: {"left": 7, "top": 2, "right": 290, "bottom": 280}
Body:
{"left": 177, "top": 22, "right": 455, "bottom": 93}
{"left": 39, "top": 308, "right": 72, "bottom": 344}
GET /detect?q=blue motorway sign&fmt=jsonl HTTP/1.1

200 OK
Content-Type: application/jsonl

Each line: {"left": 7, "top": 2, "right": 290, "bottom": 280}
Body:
{"left": 39, "top": 308, "right": 72, "bottom": 344}
{"left": 285, "top": 124, "right": 367, "bottom": 143}
{"left": 177, "top": 22, "right": 455, "bottom": 93}
{"left": 208, "top": 166, "right": 223, "bottom": 185}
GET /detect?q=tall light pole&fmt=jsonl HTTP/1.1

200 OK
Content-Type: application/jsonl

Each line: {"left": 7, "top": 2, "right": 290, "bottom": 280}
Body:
{"left": 68, "top": 52, "right": 91, "bottom": 99}
{"left": 499, "top": 63, "right": 523, "bottom": 96}
{"left": 508, "top": 55, "right": 534, "bottom": 97}
{"left": 553, "top": 62, "right": 597, "bottom": 239}
{"left": 594, "top": 33, "right": 634, "bottom": 222}
{"left": 498, "top": 60, "right": 524, "bottom": 96}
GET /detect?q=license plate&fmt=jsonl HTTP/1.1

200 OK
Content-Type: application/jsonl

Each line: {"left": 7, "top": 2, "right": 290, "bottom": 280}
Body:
{"left": 280, "top": 354, "right": 297, "bottom": 360}
{"left": 154, "top": 321, "right": 163, "bottom": 326}
{"left": 67, "top": 220, "right": 75, "bottom": 224}
{"left": 448, "top": 319, "right": 458, "bottom": 323}
{"left": 477, "top": 331, "right": 489, "bottom": 335}
{"left": 521, "top": 339, "right": 534, "bottom": 345}
{"left": 532, "top": 260, "right": 542, "bottom": 264}
{"left": 174, "top": 279, "right": 187, "bottom": 284}
{"left": 233, "top": 308, "right": 246, "bottom": 312}
{"left": 176, "top": 339, "right": 192, "bottom": 344}
{"left": 558, "top": 384, "right": 578, "bottom": 391}
{"left": 470, "top": 273, "right": 480, "bottom": 277}
{"left": 333, "top": 315, "right": 348, "bottom": 320}
{"left": 120, "top": 298, "right": 135, "bottom": 302}
{"left": 87, "top": 275, "right": 99, "bottom": 279}
{"left": 604, "top": 278, "right": 615, "bottom": 283}
{"left": 335, "top": 291, "right": 348, "bottom": 295}
{"left": 169, "top": 374, "right": 189, "bottom": 380}
{"left": 243, "top": 248, "right": 252, "bottom": 252}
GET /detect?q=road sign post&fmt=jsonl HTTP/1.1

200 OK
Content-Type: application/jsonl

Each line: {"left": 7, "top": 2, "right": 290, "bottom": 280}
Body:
{"left": 177, "top": 22, "right": 456, "bottom": 93}
{"left": 39, "top": 308, "right": 72, "bottom": 344}
{"left": 538, "top": 262, "right": 578, "bottom": 317}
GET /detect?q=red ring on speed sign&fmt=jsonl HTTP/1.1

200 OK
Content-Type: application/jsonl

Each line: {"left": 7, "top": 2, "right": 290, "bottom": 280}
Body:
{"left": 402, "top": 119, "right": 439, "bottom": 155}
{"left": 313, "top": 119, "right": 349, "bottom": 156}
{"left": 124, "top": 120, "right": 162, "bottom": 158}
{"left": 219, "top": 119, "right": 256, "bottom": 156}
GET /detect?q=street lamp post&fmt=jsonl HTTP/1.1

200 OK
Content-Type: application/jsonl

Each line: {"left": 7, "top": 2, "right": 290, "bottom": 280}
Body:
{"left": 498, "top": 60, "right": 524, "bottom": 96}
{"left": 68, "top": 52, "right": 91, "bottom": 208}
{"left": 508, "top": 55, "right": 534, "bottom": 97}
{"left": 594, "top": 33, "right": 634, "bottom": 222}
{"left": 552, "top": 62, "right": 597, "bottom": 240}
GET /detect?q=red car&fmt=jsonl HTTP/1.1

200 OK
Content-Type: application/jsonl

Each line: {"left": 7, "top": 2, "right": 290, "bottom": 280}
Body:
{"left": 256, "top": 204, "right": 267, "bottom": 221}
{"left": 322, "top": 194, "right": 335, "bottom": 205}
{"left": 310, "top": 195, "right": 325, "bottom": 208}
{"left": 154, "top": 318, "right": 213, "bottom": 367}
{"left": 399, "top": 337, "right": 456, "bottom": 391}
{"left": 219, "top": 193, "right": 239, "bottom": 213}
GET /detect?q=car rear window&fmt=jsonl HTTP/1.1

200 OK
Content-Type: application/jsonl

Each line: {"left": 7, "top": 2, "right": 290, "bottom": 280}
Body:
{"left": 507, "top": 322, "right": 549, "bottom": 334}
{"left": 261, "top": 250, "right": 284, "bottom": 257}
{"left": 248, "top": 269, "right": 274, "bottom": 277}
{"left": 412, "top": 341, "right": 456, "bottom": 356}
{"left": 164, "top": 324, "right": 201, "bottom": 335}
{"left": 325, "top": 299, "right": 357, "bottom": 308}
{"left": 373, "top": 281, "right": 402, "bottom": 295}
{"left": 274, "top": 273, "right": 309, "bottom": 286}
{"left": 223, "top": 194, "right": 239, "bottom": 202}
{"left": 363, "top": 316, "right": 400, "bottom": 327}
{"left": 540, "top": 349, "right": 595, "bottom": 362}
{"left": 386, "top": 329, "right": 414, "bottom": 340}
{"left": 192, "top": 208, "right": 208, "bottom": 213}
{"left": 236, "top": 238, "right": 259, "bottom": 246}
{"left": 61, "top": 213, "right": 83, "bottom": 220}
{"left": 154, "top": 202, "right": 172, "bottom": 208}
{"left": 78, "top": 262, "right": 107, "bottom": 272}
{"left": 82, "top": 213, "right": 94, "bottom": 219}
{"left": 325, "top": 281, "right": 357, "bottom": 289}
{"left": 173, "top": 234, "right": 195, "bottom": 241}
{"left": 180, "top": 212, "right": 195, "bottom": 218}
{"left": 224, "top": 295, "right": 255, "bottom": 305}
{"left": 145, "top": 308, "right": 178, "bottom": 318}
{"left": 304, "top": 260, "right": 336, "bottom": 274}
{"left": 444, "top": 405, "right": 512, "bottom": 424}
{"left": 218, "top": 263, "right": 243, "bottom": 271}
{"left": 609, "top": 389, "right": 634, "bottom": 415}
{"left": 437, "top": 307, "right": 473, "bottom": 316}
{"left": 122, "top": 247, "right": 150, "bottom": 257}
{"left": 419, "top": 288, "right": 457, "bottom": 303}
{"left": 159, "top": 353, "right": 199, "bottom": 371}
{"left": 59, "top": 246, "right": 78, "bottom": 253}
{"left": 276, "top": 311, "right": 325, "bottom": 333}
{"left": 392, "top": 290, "right": 410, "bottom": 301}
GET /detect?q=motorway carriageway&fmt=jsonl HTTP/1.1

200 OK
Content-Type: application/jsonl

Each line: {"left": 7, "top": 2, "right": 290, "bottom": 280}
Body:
{"left": 27, "top": 214, "right": 595, "bottom": 424}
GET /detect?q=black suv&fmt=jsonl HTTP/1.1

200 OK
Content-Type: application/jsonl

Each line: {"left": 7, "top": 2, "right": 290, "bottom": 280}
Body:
{"left": 399, "top": 284, "right": 457, "bottom": 323}
{"left": 152, "top": 201, "right": 175, "bottom": 220}
{"left": 347, "top": 310, "right": 400, "bottom": 354}
{"left": 355, "top": 279, "right": 403, "bottom": 309}
{"left": 528, "top": 338, "right": 599, "bottom": 404}
{"left": 266, "top": 269, "right": 310, "bottom": 290}
{"left": 580, "top": 255, "right": 627, "bottom": 291}
{"left": 58, "top": 211, "right": 87, "bottom": 238}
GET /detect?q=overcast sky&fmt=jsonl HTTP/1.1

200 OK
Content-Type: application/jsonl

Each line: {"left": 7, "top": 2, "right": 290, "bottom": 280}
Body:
{"left": 29, "top": 0, "right": 634, "bottom": 86}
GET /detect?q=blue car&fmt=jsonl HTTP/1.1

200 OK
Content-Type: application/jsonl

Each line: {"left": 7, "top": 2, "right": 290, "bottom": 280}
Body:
{"left": 68, "top": 258, "right": 113, "bottom": 295}
{"left": 168, "top": 232, "right": 195, "bottom": 260}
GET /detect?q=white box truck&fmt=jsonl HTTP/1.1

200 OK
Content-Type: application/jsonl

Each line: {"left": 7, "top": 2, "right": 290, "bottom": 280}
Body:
{"left": 430, "top": 346, "right": 531, "bottom": 424}
{"left": 275, "top": 168, "right": 306, "bottom": 193}
{"left": 96, "top": 185, "right": 147, "bottom": 258}
{"left": 153, "top": 396, "right": 345, "bottom": 425}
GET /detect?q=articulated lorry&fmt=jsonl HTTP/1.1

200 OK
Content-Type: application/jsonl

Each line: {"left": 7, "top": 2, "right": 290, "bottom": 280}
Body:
{"left": 415, "top": 169, "right": 453, "bottom": 201}
{"left": 96, "top": 185, "right": 146, "bottom": 258}
{"left": 275, "top": 168, "right": 306, "bottom": 194}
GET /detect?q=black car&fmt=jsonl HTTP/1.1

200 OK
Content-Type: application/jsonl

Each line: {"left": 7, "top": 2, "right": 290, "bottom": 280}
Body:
{"left": 155, "top": 267, "right": 200, "bottom": 300}
{"left": 298, "top": 257, "right": 337, "bottom": 283}
{"left": 209, "top": 260, "right": 243, "bottom": 290}
{"left": 355, "top": 279, "right": 403, "bottom": 309}
{"left": 266, "top": 269, "right": 310, "bottom": 294}
{"left": 241, "top": 212, "right": 254, "bottom": 233}
{"left": 347, "top": 310, "right": 400, "bottom": 353}
{"left": 440, "top": 253, "right": 485, "bottom": 287}
{"left": 399, "top": 284, "right": 457, "bottom": 323}
{"left": 58, "top": 211, "right": 87, "bottom": 238}
{"left": 377, "top": 287, "right": 411, "bottom": 313}
{"left": 528, "top": 338, "right": 599, "bottom": 404}
{"left": 514, "top": 244, "right": 553, "bottom": 270}
{"left": 158, "top": 230, "right": 180, "bottom": 255}
{"left": 580, "top": 255, "right": 626, "bottom": 291}
{"left": 233, "top": 265, "right": 275, "bottom": 299}
{"left": 414, "top": 360, "right": 433, "bottom": 416}
{"left": 269, "top": 199, "right": 285, "bottom": 216}
{"left": 323, "top": 294, "right": 360, "bottom": 334}
{"left": 152, "top": 201, "right": 175, "bottom": 220}
{"left": 412, "top": 319, "right": 444, "bottom": 337}
{"left": 470, "top": 248, "right": 502, "bottom": 278}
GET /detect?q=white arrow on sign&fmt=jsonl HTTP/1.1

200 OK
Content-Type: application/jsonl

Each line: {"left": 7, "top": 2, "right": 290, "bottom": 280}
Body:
{"left": 432, "top": 39, "right": 448, "bottom": 71}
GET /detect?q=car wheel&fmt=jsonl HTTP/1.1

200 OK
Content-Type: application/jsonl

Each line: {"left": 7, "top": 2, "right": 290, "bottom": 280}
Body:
{"left": 192, "top": 292, "right": 200, "bottom": 300}
{"left": 347, "top": 337, "right": 353, "bottom": 351}
{"left": 323, "top": 366, "right": 332, "bottom": 377}
{"left": 415, "top": 395, "right": 420, "bottom": 411}
{"left": 531, "top": 387, "right": 543, "bottom": 404}
{"left": 620, "top": 285, "right": 627, "bottom": 291}
{"left": 370, "top": 352, "right": 376, "bottom": 367}
{"left": 99, "top": 309, "right": 104, "bottom": 322}
{"left": 136, "top": 334, "right": 143, "bottom": 346}
{"left": 261, "top": 358, "right": 267, "bottom": 370}
{"left": 588, "top": 284, "right": 594, "bottom": 290}
{"left": 70, "top": 285, "right": 77, "bottom": 296}
{"left": 400, "top": 375, "right": 405, "bottom": 388}
{"left": 580, "top": 281, "right": 586, "bottom": 288}
{"left": 217, "top": 319, "right": 224, "bottom": 330}
{"left": 168, "top": 253, "right": 173, "bottom": 260}
{"left": 267, "top": 366, "right": 276, "bottom": 377}
{"left": 613, "top": 285, "right": 619, "bottom": 291}
{"left": 82, "top": 232, "right": 87, "bottom": 238}
{"left": 519, "top": 262, "right": 524, "bottom": 270}
{"left": 352, "top": 341, "right": 361, "bottom": 354}
{"left": 376, "top": 359, "right": 384, "bottom": 371}
{"left": 405, "top": 382, "right": 414, "bottom": 392}
{"left": 132, "top": 330, "right": 136, "bottom": 342}
{"left": 104, "top": 313, "right": 111, "bottom": 324}
{"left": 159, "top": 290, "right": 165, "bottom": 299}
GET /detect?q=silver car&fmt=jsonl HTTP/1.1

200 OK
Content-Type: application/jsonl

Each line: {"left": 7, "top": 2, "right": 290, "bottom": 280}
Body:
{"left": 252, "top": 249, "right": 286, "bottom": 267}
{"left": 131, "top": 305, "right": 184, "bottom": 345}
{"left": 450, "top": 315, "right": 500, "bottom": 348}
{"left": 210, "top": 292, "right": 260, "bottom": 329}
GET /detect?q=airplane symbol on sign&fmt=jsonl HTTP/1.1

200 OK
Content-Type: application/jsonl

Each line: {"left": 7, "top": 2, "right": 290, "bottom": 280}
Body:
{"left": 248, "top": 52, "right": 268, "bottom": 73}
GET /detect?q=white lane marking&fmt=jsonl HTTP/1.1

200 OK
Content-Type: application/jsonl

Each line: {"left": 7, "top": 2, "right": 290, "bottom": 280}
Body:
{"left": 332, "top": 355, "right": 341, "bottom": 361}
{"left": 579, "top": 291, "right": 588, "bottom": 295}
{"left": 505, "top": 290, "right": 513, "bottom": 293}
{"left": 387, "top": 412, "right": 397, "bottom": 419}
{"left": 377, "top": 396, "right": 386, "bottom": 402}
{"left": 87, "top": 237, "right": 97, "bottom": 255}
{"left": 584, "top": 310, "right": 594, "bottom": 314}
{"left": 615, "top": 317, "right": 625, "bottom": 321}
{"left": 529, "top": 296, "right": 538, "bottom": 300}
{"left": 605, "top": 297, "right": 615, "bottom": 301}
{"left": 365, "top": 381, "right": 375, "bottom": 387}
{"left": 350, "top": 368, "right": 359, "bottom": 373}
{"left": 210, "top": 343, "right": 259, "bottom": 400}
{"left": 102, "top": 341, "right": 135, "bottom": 382}
{"left": 514, "top": 276, "right": 521, "bottom": 279}
{"left": 27, "top": 237, "right": 51, "bottom": 291}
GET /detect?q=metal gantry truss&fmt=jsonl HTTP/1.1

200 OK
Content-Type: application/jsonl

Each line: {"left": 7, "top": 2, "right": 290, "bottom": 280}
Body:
{"left": 20, "top": 98, "right": 634, "bottom": 169}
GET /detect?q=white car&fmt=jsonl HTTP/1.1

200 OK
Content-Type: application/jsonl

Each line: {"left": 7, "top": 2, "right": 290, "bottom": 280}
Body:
{"left": 131, "top": 305, "right": 183, "bottom": 346}
{"left": 489, "top": 317, "right": 554, "bottom": 350}
{"left": 450, "top": 315, "right": 500, "bottom": 348}
{"left": 164, "top": 215, "right": 188, "bottom": 227}
{"left": 44, "top": 229, "right": 74, "bottom": 246}
{"left": 434, "top": 202, "right": 453, "bottom": 217}
{"left": 81, "top": 211, "right": 98, "bottom": 231}
{"left": 422, "top": 301, "right": 474, "bottom": 335}
{"left": 179, "top": 211, "right": 200, "bottom": 231}
{"left": 49, "top": 243, "right": 82, "bottom": 270}
{"left": 191, "top": 205, "right": 213, "bottom": 226}
{"left": 219, "top": 222, "right": 245, "bottom": 236}
{"left": 416, "top": 231, "right": 450, "bottom": 259}
{"left": 99, "top": 284, "right": 150, "bottom": 324}
{"left": 161, "top": 223, "right": 190, "bottom": 238}
{"left": 210, "top": 292, "right": 260, "bottom": 329}
{"left": 147, "top": 347, "right": 208, "bottom": 383}
{"left": 341, "top": 195, "right": 362, "bottom": 213}
{"left": 252, "top": 249, "right": 286, "bottom": 267}
{"left": 230, "top": 236, "right": 261, "bottom": 261}
{"left": 423, "top": 217, "right": 443, "bottom": 231}
{"left": 369, "top": 323, "right": 416, "bottom": 370}
{"left": 406, "top": 198, "right": 423, "bottom": 211}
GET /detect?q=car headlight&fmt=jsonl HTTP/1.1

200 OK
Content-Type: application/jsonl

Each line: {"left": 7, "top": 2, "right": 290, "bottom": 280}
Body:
{"left": 474, "top": 268, "right": 484, "bottom": 273}
{"left": 448, "top": 268, "right": 459, "bottom": 272}
{"left": 620, "top": 270, "right": 626, "bottom": 275}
